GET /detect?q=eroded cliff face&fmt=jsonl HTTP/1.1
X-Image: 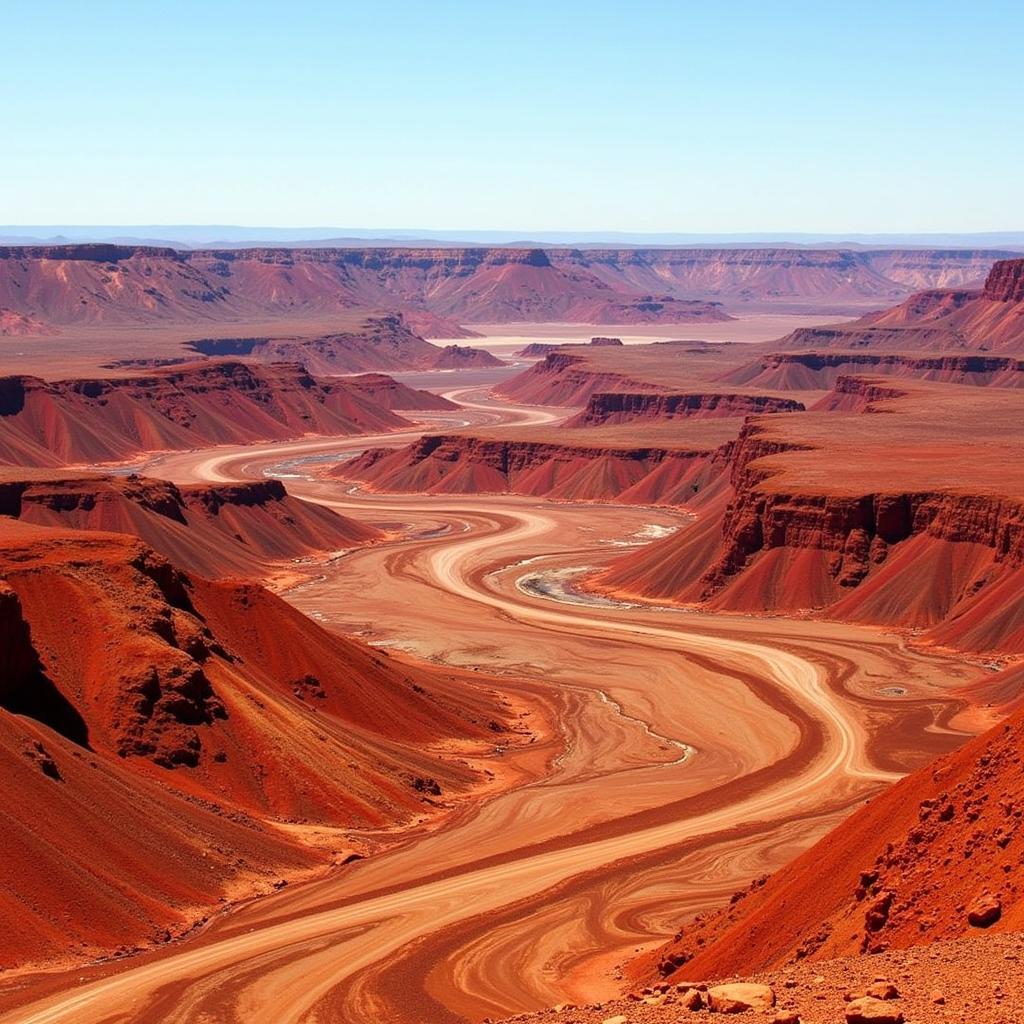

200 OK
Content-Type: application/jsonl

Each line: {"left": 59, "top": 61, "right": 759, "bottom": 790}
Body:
{"left": 593, "top": 406, "right": 1024, "bottom": 653}
{"left": 984, "top": 257, "right": 1024, "bottom": 302}
{"left": 566, "top": 390, "right": 804, "bottom": 427}
{"left": 1, "top": 245, "right": 1009, "bottom": 329}
{"left": 338, "top": 433, "right": 727, "bottom": 505}
{"left": 2, "top": 472, "right": 380, "bottom": 576}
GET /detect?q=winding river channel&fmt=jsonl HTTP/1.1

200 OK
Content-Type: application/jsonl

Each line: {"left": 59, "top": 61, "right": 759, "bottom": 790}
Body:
{"left": 2, "top": 382, "right": 984, "bottom": 1024}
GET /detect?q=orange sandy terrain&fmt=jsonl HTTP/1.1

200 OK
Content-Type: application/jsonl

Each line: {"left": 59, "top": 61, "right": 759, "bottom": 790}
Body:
{"left": 2, "top": 256, "right": 1024, "bottom": 1024}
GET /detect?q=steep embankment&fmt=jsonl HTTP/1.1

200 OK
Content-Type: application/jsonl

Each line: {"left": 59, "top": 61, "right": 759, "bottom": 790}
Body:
{"left": 0, "top": 360, "right": 414, "bottom": 467}
{"left": 565, "top": 391, "right": 804, "bottom": 427}
{"left": 774, "top": 258, "right": 1024, "bottom": 353}
{"left": 594, "top": 380, "right": 1024, "bottom": 653}
{"left": 0, "top": 519, "right": 517, "bottom": 969}
{"left": 335, "top": 429, "right": 734, "bottom": 505}
{"left": 516, "top": 337, "right": 624, "bottom": 357}
{"left": 641, "top": 692, "right": 1024, "bottom": 985}
{"left": 721, "top": 351, "right": 1024, "bottom": 390}
{"left": 430, "top": 344, "right": 507, "bottom": 369}
{"left": 0, "top": 471, "right": 380, "bottom": 577}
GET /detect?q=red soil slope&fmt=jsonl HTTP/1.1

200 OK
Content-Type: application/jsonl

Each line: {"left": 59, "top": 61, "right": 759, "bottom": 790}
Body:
{"left": 430, "top": 344, "right": 507, "bottom": 369}
{"left": 0, "top": 307, "right": 51, "bottom": 336}
{"left": 335, "top": 425, "right": 736, "bottom": 505}
{"left": 0, "top": 470, "right": 380, "bottom": 577}
{"left": 594, "top": 379, "right": 1024, "bottom": 654}
{"left": 345, "top": 373, "right": 458, "bottom": 410}
{"left": 642, "top": 697, "right": 1024, "bottom": 984}
{"left": 721, "top": 350, "right": 1024, "bottom": 390}
{"left": 187, "top": 314, "right": 447, "bottom": 374}
{"left": 0, "top": 519, "right": 514, "bottom": 969}
{"left": 565, "top": 390, "right": 804, "bottom": 426}
{"left": 0, "top": 360, "right": 411, "bottom": 467}
{"left": 774, "top": 258, "right": 1024, "bottom": 353}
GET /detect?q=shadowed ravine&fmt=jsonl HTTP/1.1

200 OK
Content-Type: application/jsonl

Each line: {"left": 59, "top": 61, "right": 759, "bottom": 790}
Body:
{"left": 0, "top": 387, "right": 983, "bottom": 1024}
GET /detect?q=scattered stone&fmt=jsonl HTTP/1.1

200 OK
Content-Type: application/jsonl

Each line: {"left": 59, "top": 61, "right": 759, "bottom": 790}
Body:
{"left": 845, "top": 996, "right": 905, "bottom": 1024}
{"left": 930, "top": 990, "right": 945, "bottom": 1004}
{"left": 601, "top": 1016, "right": 628, "bottom": 1024}
{"left": 678, "top": 987, "right": 704, "bottom": 1011}
{"left": 770, "top": 1013, "right": 801, "bottom": 1024}
{"left": 866, "top": 981, "right": 899, "bottom": 1000}
{"left": 706, "top": 982, "right": 775, "bottom": 1013}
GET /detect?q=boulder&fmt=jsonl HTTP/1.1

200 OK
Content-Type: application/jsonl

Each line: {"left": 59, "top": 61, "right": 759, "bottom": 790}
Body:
{"left": 706, "top": 983, "right": 775, "bottom": 1013}
{"left": 967, "top": 894, "right": 1002, "bottom": 927}
{"left": 845, "top": 996, "right": 905, "bottom": 1024}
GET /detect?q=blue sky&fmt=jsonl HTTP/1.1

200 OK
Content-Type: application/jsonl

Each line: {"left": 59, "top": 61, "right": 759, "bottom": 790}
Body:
{"left": 5, "top": 1, "right": 1022, "bottom": 232}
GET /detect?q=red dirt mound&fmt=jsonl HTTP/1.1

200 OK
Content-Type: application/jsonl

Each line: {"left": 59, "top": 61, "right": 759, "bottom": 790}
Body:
{"left": 0, "top": 519, "right": 515, "bottom": 969}
{"left": 0, "top": 360, "right": 411, "bottom": 467}
{"left": 429, "top": 344, "right": 507, "bottom": 369}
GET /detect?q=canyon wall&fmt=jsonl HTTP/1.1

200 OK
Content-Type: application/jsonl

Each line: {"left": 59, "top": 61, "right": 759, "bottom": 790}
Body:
{"left": 0, "top": 245, "right": 1013, "bottom": 329}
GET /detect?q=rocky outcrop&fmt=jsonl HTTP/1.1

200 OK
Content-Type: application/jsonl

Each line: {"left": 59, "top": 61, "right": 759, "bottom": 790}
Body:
{"left": 983, "top": 257, "right": 1024, "bottom": 302}
{"left": 516, "top": 337, "right": 623, "bottom": 357}
{"left": 0, "top": 360, "right": 411, "bottom": 467}
{"left": 809, "top": 376, "right": 908, "bottom": 412}
{"left": 566, "top": 391, "right": 804, "bottom": 427}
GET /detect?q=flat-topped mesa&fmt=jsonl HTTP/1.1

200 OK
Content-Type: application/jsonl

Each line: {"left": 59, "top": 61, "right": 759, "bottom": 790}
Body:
{"left": 0, "top": 471, "right": 380, "bottom": 576}
{"left": 497, "top": 350, "right": 660, "bottom": 406}
{"left": 336, "top": 431, "right": 731, "bottom": 505}
{"left": 722, "top": 350, "right": 1024, "bottom": 389}
{"left": 0, "top": 360, "right": 414, "bottom": 467}
{"left": 430, "top": 344, "right": 507, "bottom": 369}
{"left": 566, "top": 390, "right": 804, "bottom": 427}
{"left": 593, "top": 388, "right": 1024, "bottom": 653}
